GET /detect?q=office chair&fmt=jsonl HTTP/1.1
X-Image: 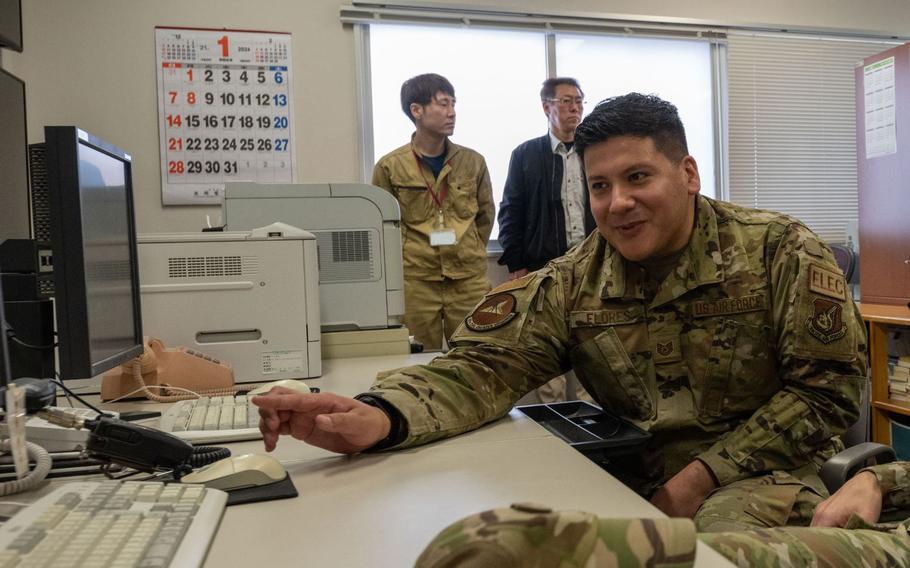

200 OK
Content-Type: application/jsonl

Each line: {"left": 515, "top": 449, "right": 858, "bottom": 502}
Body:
{"left": 829, "top": 243, "right": 856, "bottom": 283}
{"left": 817, "top": 376, "right": 909, "bottom": 523}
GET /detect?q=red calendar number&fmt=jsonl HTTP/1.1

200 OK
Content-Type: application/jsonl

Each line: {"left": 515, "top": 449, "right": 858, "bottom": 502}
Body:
{"left": 217, "top": 35, "right": 229, "bottom": 57}
{"left": 166, "top": 114, "right": 183, "bottom": 127}
{"left": 186, "top": 69, "right": 194, "bottom": 82}
{"left": 168, "top": 91, "right": 177, "bottom": 104}
{"left": 168, "top": 161, "right": 185, "bottom": 174}
{"left": 186, "top": 92, "right": 196, "bottom": 105}
{"left": 168, "top": 138, "right": 183, "bottom": 151}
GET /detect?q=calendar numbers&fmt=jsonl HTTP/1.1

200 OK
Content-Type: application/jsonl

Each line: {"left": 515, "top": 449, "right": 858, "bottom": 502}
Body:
{"left": 217, "top": 35, "right": 229, "bottom": 57}
{"left": 158, "top": 28, "right": 295, "bottom": 204}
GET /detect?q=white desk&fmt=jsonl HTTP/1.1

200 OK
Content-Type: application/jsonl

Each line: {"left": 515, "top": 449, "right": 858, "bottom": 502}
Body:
{"left": 79, "top": 354, "right": 733, "bottom": 566}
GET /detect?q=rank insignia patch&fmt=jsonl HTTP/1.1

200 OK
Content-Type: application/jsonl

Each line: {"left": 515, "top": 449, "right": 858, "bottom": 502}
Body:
{"left": 651, "top": 336, "right": 682, "bottom": 364}
{"left": 806, "top": 298, "right": 847, "bottom": 344}
{"left": 465, "top": 293, "right": 517, "bottom": 332}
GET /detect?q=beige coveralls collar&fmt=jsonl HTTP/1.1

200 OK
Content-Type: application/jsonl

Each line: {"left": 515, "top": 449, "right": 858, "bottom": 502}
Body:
{"left": 598, "top": 195, "right": 726, "bottom": 308}
{"left": 409, "top": 133, "right": 461, "bottom": 179}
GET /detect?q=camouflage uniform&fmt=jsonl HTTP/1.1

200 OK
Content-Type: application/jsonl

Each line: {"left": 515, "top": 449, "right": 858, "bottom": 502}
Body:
{"left": 415, "top": 462, "right": 910, "bottom": 568}
{"left": 363, "top": 196, "right": 866, "bottom": 528}
{"left": 372, "top": 137, "right": 495, "bottom": 350}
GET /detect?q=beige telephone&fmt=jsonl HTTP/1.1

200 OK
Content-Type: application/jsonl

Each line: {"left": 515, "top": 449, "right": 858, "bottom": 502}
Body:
{"left": 101, "top": 338, "right": 248, "bottom": 402}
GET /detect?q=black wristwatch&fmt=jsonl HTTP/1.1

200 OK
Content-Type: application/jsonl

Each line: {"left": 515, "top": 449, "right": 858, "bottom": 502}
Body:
{"left": 355, "top": 394, "right": 408, "bottom": 451}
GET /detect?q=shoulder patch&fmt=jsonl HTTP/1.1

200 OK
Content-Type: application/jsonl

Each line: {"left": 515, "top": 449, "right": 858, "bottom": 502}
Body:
{"left": 465, "top": 293, "right": 517, "bottom": 332}
{"left": 808, "top": 263, "right": 846, "bottom": 301}
{"left": 490, "top": 274, "right": 533, "bottom": 294}
{"left": 806, "top": 298, "right": 848, "bottom": 344}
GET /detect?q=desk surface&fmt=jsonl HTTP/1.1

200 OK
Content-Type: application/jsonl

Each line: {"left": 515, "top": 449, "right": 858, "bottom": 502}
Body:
{"left": 81, "top": 353, "right": 732, "bottom": 566}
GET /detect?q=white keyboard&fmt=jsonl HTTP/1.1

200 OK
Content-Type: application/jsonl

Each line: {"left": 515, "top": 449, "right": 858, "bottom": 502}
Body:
{"left": 0, "top": 480, "right": 226, "bottom": 568}
{"left": 160, "top": 396, "right": 262, "bottom": 444}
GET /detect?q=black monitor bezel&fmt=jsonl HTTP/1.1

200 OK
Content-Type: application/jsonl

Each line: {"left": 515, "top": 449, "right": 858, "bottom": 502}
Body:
{"left": 0, "top": 68, "right": 31, "bottom": 241}
{"left": 0, "top": 0, "right": 23, "bottom": 52}
{"left": 45, "top": 126, "right": 143, "bottom": 379}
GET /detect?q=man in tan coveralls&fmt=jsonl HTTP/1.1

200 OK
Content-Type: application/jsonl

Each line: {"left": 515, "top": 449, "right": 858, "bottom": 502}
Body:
{"left": 255, "top": 93, "right": 866, "bottom": 532}
{"left": 372, "top": 73, "right": 495, "bottom": 350}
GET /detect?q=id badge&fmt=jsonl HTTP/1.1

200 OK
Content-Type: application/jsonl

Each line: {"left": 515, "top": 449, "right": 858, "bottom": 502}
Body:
{"left": 430, "top": 229, "right": 456, "bottom": 247}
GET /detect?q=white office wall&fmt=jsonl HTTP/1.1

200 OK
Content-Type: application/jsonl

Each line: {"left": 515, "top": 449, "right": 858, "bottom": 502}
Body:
{"left": 3, "top": 0, "right": 361, "bottom": 234}
{"left": 3, "top": 0, "right": 909, "bottom": 235}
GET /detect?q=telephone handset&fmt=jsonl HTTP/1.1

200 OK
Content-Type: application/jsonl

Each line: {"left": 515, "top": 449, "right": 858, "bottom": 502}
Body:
{"left": 100, "top": 338, "right": 249, "bottom": 402}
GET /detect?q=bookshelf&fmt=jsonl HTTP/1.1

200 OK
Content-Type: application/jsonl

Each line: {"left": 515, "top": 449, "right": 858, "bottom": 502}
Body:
{"left": 860, "top": 302, "right": 910, "bottom": 443}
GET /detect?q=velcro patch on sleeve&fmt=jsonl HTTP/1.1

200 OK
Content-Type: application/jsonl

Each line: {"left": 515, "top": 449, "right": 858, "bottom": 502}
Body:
{"left": 808, "top": 263, "right": 846, "bottom": 301}
{"left": 803, "top": 238, "right": 825, "bottom": 258}
{"left": 490, "top": 274, "right": 534, "bottom": 294}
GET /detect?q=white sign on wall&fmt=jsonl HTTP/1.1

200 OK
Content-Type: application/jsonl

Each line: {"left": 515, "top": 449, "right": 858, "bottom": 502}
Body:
{"left": 863, "top": 56, "right": 897, "bottom": 160}
{"left": 155, "top": 27, "right": 296, "bottom": 205}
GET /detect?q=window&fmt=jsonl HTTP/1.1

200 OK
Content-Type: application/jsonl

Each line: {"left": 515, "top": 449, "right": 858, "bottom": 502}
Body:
{"left": 366, "top": 25, "right": 718, "bottom": 238}
{"left": 555, "top": 34, "right": 716, "bottom": 199}
{"left": 369, "top": 25, "right": 546, "bottom": 238}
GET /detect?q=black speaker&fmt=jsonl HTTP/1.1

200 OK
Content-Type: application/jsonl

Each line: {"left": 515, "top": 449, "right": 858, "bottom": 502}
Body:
{"left": 28, "top": 144, "right": 50, "bottom": 243}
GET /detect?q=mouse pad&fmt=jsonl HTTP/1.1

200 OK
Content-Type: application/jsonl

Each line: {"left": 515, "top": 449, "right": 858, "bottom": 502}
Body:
{"left": 225, "top": 473, "right": 298, "bottom": 507}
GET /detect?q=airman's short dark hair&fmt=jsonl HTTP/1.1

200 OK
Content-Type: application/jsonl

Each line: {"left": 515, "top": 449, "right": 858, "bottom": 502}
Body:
{"left": 574, "top": 93, "right": 688, "bottom": 162}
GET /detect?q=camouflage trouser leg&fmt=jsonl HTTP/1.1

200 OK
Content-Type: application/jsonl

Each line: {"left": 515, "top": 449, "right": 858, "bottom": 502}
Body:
{"left": 700, "top": 526, "right": 910, "bottom": 567}
{"left": 694, "top": 470, "right": 826, "bottom": 533}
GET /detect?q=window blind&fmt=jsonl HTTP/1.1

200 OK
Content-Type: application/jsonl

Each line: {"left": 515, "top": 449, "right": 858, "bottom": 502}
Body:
{"left": 727, "top": 33, "right": 897, "bottom": 243}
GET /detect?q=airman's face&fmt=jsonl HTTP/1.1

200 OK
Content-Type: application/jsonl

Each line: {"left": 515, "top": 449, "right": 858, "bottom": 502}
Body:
{"left": 584, "top": 135, "right": 700, "bottom": 262}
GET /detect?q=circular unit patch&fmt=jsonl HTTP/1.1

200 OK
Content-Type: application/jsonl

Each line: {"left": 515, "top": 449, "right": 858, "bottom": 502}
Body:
{"left": 465, "top": 293, "right": 518, "bottom": 332}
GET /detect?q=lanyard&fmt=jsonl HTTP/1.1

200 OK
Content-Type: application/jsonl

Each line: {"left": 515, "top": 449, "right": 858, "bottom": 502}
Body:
{"left": 412, "top": 150, "right": 448, "bottom": 209}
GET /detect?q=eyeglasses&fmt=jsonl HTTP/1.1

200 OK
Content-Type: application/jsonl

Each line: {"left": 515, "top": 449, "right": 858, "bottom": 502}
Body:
{"left": 547, "top": 97, "right": 585, "bottom": 107}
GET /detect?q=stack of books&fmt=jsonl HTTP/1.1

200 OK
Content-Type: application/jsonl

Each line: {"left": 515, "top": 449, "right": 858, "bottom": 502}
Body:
{"left": 889, "top": 355, "right": 910, "bottom": 402}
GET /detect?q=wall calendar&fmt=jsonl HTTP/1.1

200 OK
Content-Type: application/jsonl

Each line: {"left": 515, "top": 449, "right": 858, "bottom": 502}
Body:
{"left": 155, "top": 27, "right": 296, "bottom": 205}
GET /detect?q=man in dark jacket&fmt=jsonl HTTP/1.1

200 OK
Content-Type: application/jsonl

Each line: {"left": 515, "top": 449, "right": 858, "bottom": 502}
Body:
{"left": 497, "top": 77, "right": 597, "bottom": 281}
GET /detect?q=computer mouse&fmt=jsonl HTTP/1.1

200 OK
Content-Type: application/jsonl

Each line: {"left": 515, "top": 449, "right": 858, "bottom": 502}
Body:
{"left": 247, "top": 379, "right": 311, "bottom": 396}
{"left": 181, "top": 453, "right": 287, "bottom": 491}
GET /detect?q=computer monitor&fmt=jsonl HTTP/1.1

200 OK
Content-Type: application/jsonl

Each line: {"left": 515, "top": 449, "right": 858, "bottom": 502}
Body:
{"left": 45, "top": 127, "right": 143, "bottom": 379}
